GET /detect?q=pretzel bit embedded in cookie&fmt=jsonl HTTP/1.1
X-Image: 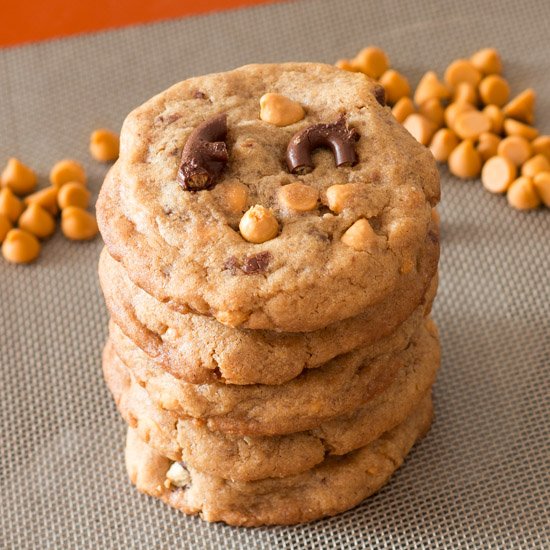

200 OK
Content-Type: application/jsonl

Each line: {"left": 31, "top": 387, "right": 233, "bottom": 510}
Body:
{"left": 177, "top": 114, "right": 229, "bottom": 191}
{"left": 285, "top": 116, "right": 360, "bottom": 174}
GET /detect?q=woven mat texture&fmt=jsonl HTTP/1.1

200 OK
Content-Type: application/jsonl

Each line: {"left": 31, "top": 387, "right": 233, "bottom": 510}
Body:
{"left": 1, "top": 0, "right": 549, "bottom": 548}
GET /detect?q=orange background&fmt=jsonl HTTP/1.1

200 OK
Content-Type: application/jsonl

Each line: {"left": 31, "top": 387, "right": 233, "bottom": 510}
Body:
{"left": 1, "top": 0, "right": 282, "bottom": 48}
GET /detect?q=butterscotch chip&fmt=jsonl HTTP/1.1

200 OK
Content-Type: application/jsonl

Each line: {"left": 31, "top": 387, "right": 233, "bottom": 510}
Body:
{"left": 335, "top": 59, "right": 357, "bottom": 72}
{"left": 444, "top": 59, "right": 482, "bottom": 91}
{"left": 24, "top": 186, "right": 59, "bottom": 216}
{"left": 18, "top": 203, "right": 56, "bottom": 239}
{"left": 402, "top": 113, "right": 436, "bottom": 146}
{"left": 341, "top": 218, "right": 383, "bottom": 251}
{"left": 453, "top": 82, "right": 478, "bottom": 105}
{"left": 1, "top": 158, "right": 37, "bottom": 196}
{"left": 278, "top": 183, "right": 318, "bottom": 211}
{"left": 429, "top": 128, "right": 459, "bottom": 163}
{"left": 477, "top": 132, "right": 501, "bottom": 163}
{"left": 379, "top": 69, "right": 410, "bottom": 105}
{"left": 444, "top": 102, "right": 475, "bottom": 131}
{"left": 391, "top": 97, "right": 415, "bottom": 123}
{"left": 212, "top": 180, "right": 248, "bottom": 213}
{"left": 352, "top": 46, "right": 389, "bottom": 79}
{"left": 50, "top": 159, "right": 86, "bottom": 188}
{"left": 325, "top": 183, "right": 362, "bottom": 213}
{"left": 507, "top": 176, "right": 541, "bottom": 210}
{"left": 418, "top": 98, "right": 444, "bottom": 128}
{"left": 533, "top": 172, "right": 550, "bottom": 207}
{"left": 448, "top": 139, "right": 482, "bottom": 179}
{"left": 503, "top": 119, "right": 539, "bottom": 141}
{"left": 497, "top": 136, "right": 533, "bottom": 167}
{"left": 478, "top": 75, "right": 510, "bottom": 107}
{"left": 532, "top": 135, "right": 550, "bottom": 160}
{"left": 413, "top": 71, "right": 450, "bottom": 106}
{"left": 57, "top": 182, "right": 91, "bottom": 209}
{"left": 481, "top": 155, "right": 516, "bottom": 194}
{"left": 0, "top": 187, "right": 24, "bottom": 222}
{"left": 0, "top": 213, "right": 12, "bottom": 243}
{"left": 470, "top": 48, "right": 502, "bottom": 75}
{"left": 259, "top": 93, "right": 305, "bottom": 127}
{"left": 2, "top": 228, "right": 40, "bottom": 264}
{"left": 503, "top": 89, "right": 535, "bottom": 124}
{"left": 521, "top": 154, "right": 550, "bottom": 178}
{"left": 61, "top": 207, "right": 99, "bottom": 240}
{"left": 239, "top": 205, "right": 279, "bottom": 244}
{"left": 90, "top": 129, "right": 120, "bottom": 162}
{"left": 483, "top": 105, "right": 505, "bottom": 134}
{"left": 453, "top": 110, "right": 491, "bottom": 141}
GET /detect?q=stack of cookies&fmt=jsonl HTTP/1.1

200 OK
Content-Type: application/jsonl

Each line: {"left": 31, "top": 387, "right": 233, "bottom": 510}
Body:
{"left": 97, "top": 63, "right": 441, "bottom": 526}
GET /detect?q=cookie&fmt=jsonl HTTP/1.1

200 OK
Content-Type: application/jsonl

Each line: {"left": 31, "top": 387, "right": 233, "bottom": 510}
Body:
{"left": 108, "top": 313, "right": 438, "bottom": 436}
{"left": 97, "top": 63, "right": 439, "bottom": 332}
{"left": 103, "top": 334, "right": 438, "bottom": 480}
{"left": 99, "top": 219, "right": 437, "bottom": 385}
{"left": 124, "top": 394, "right": 433, "bottom": 526}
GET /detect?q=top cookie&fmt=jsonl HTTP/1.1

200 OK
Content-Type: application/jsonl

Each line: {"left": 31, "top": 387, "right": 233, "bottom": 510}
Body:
{"left": 98, "top": 63, "right": 439, "bottom": 332}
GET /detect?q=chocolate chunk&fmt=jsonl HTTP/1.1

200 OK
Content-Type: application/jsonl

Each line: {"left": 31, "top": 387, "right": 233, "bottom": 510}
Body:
{"left": 285, "top": 115, "right": 360, "bottom": 174}
{"left": 193, "top": 90, "right": 208, "bottom": 99}
{"left": 155, "top": 113, "right": 181, "bottom": 126}
{"left": 223, "top": 252, "right": 272, "bottom": 275}
{"left": 177, "top": 114, "right": 229, "bottom": 191}
{"left": 374, "top": 85, "right": 386, "bottom": 106}
{"left": 241, "top": 252, "right": 272, "bottom": 274}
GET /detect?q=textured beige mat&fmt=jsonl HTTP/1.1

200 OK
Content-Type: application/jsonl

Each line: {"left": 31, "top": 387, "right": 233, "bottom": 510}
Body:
{"left": 0, "top": 0, "right": 549, "bottom": 548}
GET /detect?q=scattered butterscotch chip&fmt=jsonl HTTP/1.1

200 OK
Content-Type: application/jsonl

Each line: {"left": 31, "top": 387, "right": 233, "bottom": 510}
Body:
{"left": 1, "top": 158, "right": 37, "bottom": 196}
{"left": 533, "top": 172, "right": 550, "bottom": 207}
{"left": 481, "top": 155, "right": 516, "bottom": 194}
{"left": 259, "top": 93, "right": 305, "bottom": 127}
{"left": 57, "top": 182, "right": 91, "bottom": 210}
{"left": 341, "top": 218, "right": 382, "bottom": 251}
{"left": 477, "top": 132, "right": 501, "bottom": 162}
{"left": 61, "top": 207, "right": 99, "bottom": 240}
{"left": 453, "top": 82, "right": 478, "bottom": 105}
{"left": 0, "top": 213, "right": 12, "bottom": 243}
{"left": 0, "top": 187, "right": 24, "bottom": 222}
{"left": 453, "top": 110, "right": 491, "bottom": 141}
{"left": 239, "top": 205, "right": 278, "bottom": 244}
{"left": 391, "top": 97, "right": 415, "bottom": 123}
{"left": 89, "top": 129, "right": 120, "bottom": 162}
{"left": 444, "top": 102, "right": 475, "bottom": 131}
{"left": 448, "top": 139, "right": 482, "bottom": 179}
{"left": 212, "top": 180, "right": 248, "bottom": 213}
{"left": 378, "top": 69, "right": 410, "bottom": 105}
{"left": 507, "top": 176, "right": 541, "bottom": 210}
{"left": 497, "top": 136, "right": 533, "bottom": 167}
{"left": 50, "top": 159, "right": 86, "bottom": 188}
{"left": 418, "top": 98, "right": 445, "bottom": 128}
{"left": 444, "top": 59, "right": 482, "bottom": 91}
{"left": 429, "top": 128, "right": 459, "bottom": 163}
{"left": 24, "top": 186, "right": 59, "bottom": 216}
{"left": 278, "top": 183, "right": 318, "bottom": 212}
{"left": 503, "top": 119, "right": 539, "bottom": 141}
{"left": 503, "top": 89, "right": 535, "bottom": 124}
{"left": 483, "top": 105, "right": 505, "bottom": 134}
{"left": 335, "top": 59, "right": 357, "bottom": 72}
{"left": 470, "top": 48, "right": 502, "bottom": 75}
{"left": 352, "top": 46, "right": 389, "bottom": 79}
{"left": 521, "top": 154, "right": 550, "bottom": 178}
{"left": 478, "top": 75, "right": 510, "bottom": 107}
{"left": 325, "top": 183, "right": 361, "bottom": 213}
{"left": 403, "top": 113, "right": 436, "bottom": 146}
{"left": 18, "top": 203, "right": 56, "bottom": 239}
{"left": 532, "top": 135, "right": 550, "bottom": 160}
{"left": 2, "top": 228, "right": 40, "bottom": 264}
{"left": 413, "top": 71, "right": 450, "bottom": 106}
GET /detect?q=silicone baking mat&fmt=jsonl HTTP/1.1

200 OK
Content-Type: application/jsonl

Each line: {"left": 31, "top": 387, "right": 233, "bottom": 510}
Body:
{"left": 1, "top": 0, "right": 548, "bottom": 548}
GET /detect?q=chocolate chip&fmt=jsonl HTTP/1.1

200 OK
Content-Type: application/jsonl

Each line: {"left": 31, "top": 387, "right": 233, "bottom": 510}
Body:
{"left": 193, "top": 90, "right": 208, "bottom": 100}
{"left": 177, "top": 114, "right": 229, "bottom": 191}
{"left": 241, "top": 252, "right": 272, "bottom": 274}
{"left": 223, "top": 256, "right": 240, "bottom": 275}
{"left": 155, "top": 113, "right": 181, "bottom": 126}
{"left": 374, "top": 85, "right": 386, "bottom": 106}
{"left": 285, "top": 115, "right": 360, "bottom": 174}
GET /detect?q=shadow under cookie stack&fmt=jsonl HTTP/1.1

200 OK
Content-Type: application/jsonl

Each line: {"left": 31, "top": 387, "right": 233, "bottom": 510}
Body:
{"left": 97, "top": 63, "right": 441, "bottom": 526}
